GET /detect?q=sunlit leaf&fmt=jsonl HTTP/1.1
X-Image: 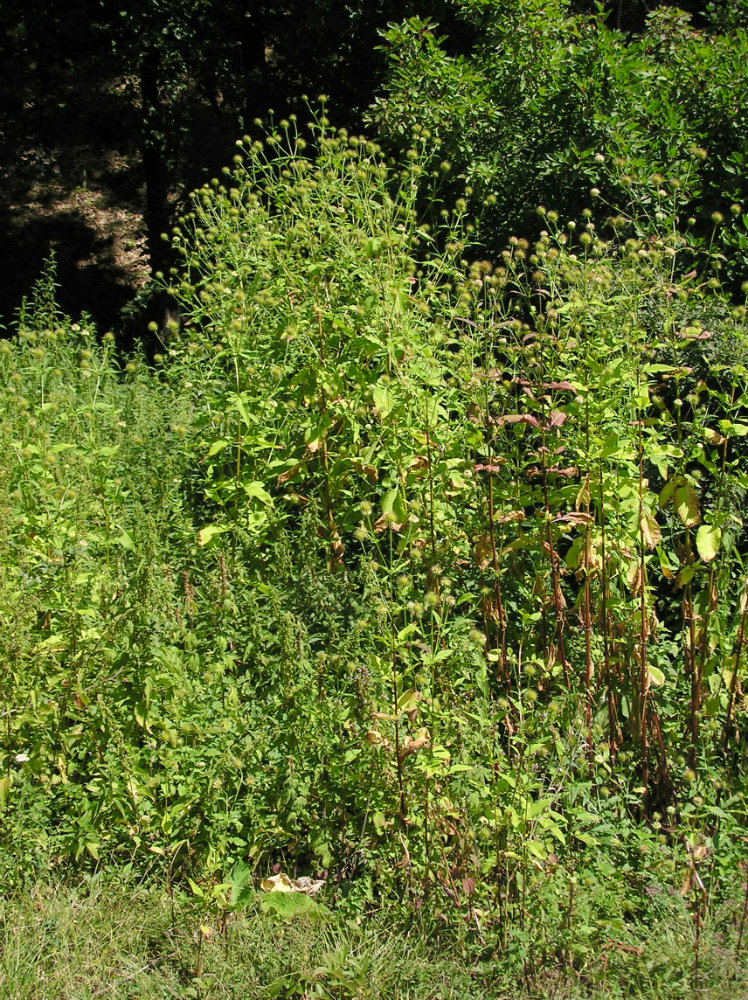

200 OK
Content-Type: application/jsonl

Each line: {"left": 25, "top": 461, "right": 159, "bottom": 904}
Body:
{"left": 696, "top": 524, "right": 721, "bottom": 562}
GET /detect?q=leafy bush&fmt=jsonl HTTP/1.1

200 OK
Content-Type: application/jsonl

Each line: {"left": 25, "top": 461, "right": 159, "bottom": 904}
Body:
{"left": 370, "top": 2, "right": 748, "bottom": 286}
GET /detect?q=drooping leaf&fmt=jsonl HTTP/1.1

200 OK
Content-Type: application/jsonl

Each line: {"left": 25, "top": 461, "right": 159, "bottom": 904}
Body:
{"left": 674, "top": 483, "right": 701, "bottom": 527}
{"left": 640, "top": 512, "right": 661, "bottom": 550}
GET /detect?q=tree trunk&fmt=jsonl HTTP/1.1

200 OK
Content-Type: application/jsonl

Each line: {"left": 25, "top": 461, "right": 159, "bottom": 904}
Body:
{"left": 140, "top": 46, "right": 170, "bottom": 279}
{"left": 239, "top": 9, "right": 268, "bottom": 122}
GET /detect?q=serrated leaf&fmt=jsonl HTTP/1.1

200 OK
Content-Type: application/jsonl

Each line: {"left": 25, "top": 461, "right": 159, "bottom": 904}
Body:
{"left": 230, "top": 861, "right": 254, "bottom": 907}
{"left": 260, "top": 891, "right": 329, "bottom": 921}
{"left": 696, "top": 524, "right": 721, "bottom": 562}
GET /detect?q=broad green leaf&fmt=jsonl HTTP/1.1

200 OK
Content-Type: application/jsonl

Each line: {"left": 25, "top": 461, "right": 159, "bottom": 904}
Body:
{"left": 187, "top": 878, "right": 204, "bottom": 898}
{"left": 659, "top": 476, "right": 680, "bottom": 508}
{"left": 207, "top": 439, "right": 231, "bottom": 457}
{"left": 527, "top": 797, "right": 551, "bottom": 819}
{"left": 676, "top": 564, "right": 696, "bottom": 588}
{"left": 230, "top": 862, "right": 254, "bottom": 908}
{"left": 198, "top": 524, "right": 229, "bottom": 547}
{"left": 231, "top": 393, "right": 252, "bottom": 427}
{"left": 381, "top": 487, "right": 406, "bottom": 523}
{"left": 526, "top": 840, "right": 546, "bottom": 859}
{"left": 696, "top": 524, "right": 721, "bottom": 562}
{"left": 243, "top": 481, "right": 272, "bottom": 504}
{"left": 397, "top": 688, "right": 419, "bottom": 713}
{"left": 114, "top": 528, "right": 135, "bottom": 551}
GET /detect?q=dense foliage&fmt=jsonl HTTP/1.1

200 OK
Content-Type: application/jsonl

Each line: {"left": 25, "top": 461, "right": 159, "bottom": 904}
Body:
{"left": 3, "top": 3, "right": 748, "bottom": 995}
{"left": 3, "top": 103, "right": 748, "bottom": 992}
{"left": 371, "top": 2, "right": 748, "bottom": 286}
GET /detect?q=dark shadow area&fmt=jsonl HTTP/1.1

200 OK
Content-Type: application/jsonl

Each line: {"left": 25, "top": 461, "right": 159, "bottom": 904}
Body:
{"left": 0, "top": 208, "right": 141, "bottom": 333}
{"left": 0, "top": 49, "right": 148, "bottom": 334}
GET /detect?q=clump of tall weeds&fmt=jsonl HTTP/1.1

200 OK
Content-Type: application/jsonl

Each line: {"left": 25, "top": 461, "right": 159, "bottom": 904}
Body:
{"left": 2, "top": 113, "right": 748, "bottom": 986}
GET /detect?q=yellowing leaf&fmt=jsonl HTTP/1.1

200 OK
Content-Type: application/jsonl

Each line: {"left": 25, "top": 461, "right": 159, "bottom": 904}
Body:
{"left": 696, "top": 524, "right": 721, "bottom": 562}
{"left": 575, "top": 476, "right": 590, "bottom": 511}
{"left": 703, "top": 428, "right": 726, "bottom": 446}
{"left": 648, "top": 665, "right": 666, "bottom": 687}
{"left": 640, "top": 512, "right": 661, "bottom": 550}
{"left": 261, "top": 873, "right": 294, "bottom": 893}
{"left": 674, "top": 483, "right": 701, "bottom": 527}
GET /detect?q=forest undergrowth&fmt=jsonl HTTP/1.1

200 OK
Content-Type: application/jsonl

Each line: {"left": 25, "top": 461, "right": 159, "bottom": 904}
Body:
{"left": 2, "top": 107, "right": 748, "bottom": 997}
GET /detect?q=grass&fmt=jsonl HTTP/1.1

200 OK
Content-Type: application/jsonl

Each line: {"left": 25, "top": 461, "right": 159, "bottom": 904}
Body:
{"left": 1, "top": 876, "right": 747, "bottom": 1000}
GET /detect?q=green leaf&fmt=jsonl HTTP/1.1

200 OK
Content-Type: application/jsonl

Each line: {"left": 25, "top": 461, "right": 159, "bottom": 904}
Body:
{"left": 598, "top": 432, "right": 619, "bottom": 459}
{"left": 381, "top": 487, "right": 406, "bottom": 523}
{"left": 231, "top": 393, "right": 252, "bottom": 427}
{"left": 187, "top": 878, "right": 204, "bottom": 899}
{"left": 373, "top": 382, "right": 395, "bottom": 418}
{"left": 526, "top": 840, "right": 546, "bottom": 859}
{"left": 397, "top": 688, "right": 419, "bottom": 713}
{"left": 198, "top": 524, "right": 229, "bottom": 547}
{"left": 207, "top": 439, "right": 231, "bottom": 457}
{"left": 676, "top": 564, "right": 696, "bottom": 588}
{"left": 696, "top": 524, "right": 721, "bottom": 562}
{"left": 243, "top": 481, "right": 272, "bottom": 504}
{"left": 113, "top": 528, "right": 135, "bottom": 551}
{"left": 659, "top": 476, "right": 680, "bottom": 509}
{"left": 527, "top": 798, "right": 551, "bottom": 819}
{"left": 229, "top": 861, "right": 254, "bottom": 908}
